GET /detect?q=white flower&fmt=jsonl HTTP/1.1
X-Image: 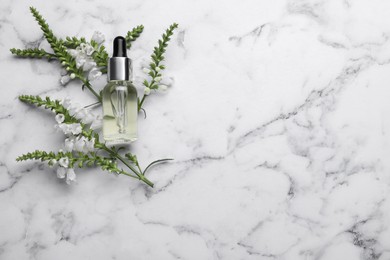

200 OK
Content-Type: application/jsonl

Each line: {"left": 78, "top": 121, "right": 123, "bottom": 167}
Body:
{"left": 88, "top": 68, "right": 102, "bottom": 81}
{"left": 82, "top": 60, "right": 97, "bottom": 72}
{"left": 91, "top": 31, "right": 105, "bottom": 45}
{"left": 57, "top": 167, "right": 67, "bottom": 178}
{"left": 74, "top": 136, "right": 86, "bottom": 152}
{"left": 81, "top": 112, "right": 95, "bottom": 124}
{"left": 67, "top": 49, "right": 79, "bottom": 58}
{"left": 154, "top": 76, "right": 162, "bottom": 82}
{"left": 155, "top": 67, "right": 161, "bottom": 72}
{"left": 85, "top": 138, "right": 95, "bottom": 151}
{"left": 80, "top": 43, "right": 95, "bottom": 56}
{"left": 90, "top": 115, "right": 102, "bottom": 130}
{"left": 69, "top": 123, "right": 82, "bottom": 135}
{"left": 143, "top": 68, "right": 150, "bottom": 73}
{"left": 75, "top": 55, "right": 87, "bottom": 68}
{"left": 56, "top": 167, "right": 77, "bottom": 184}
{"left": 144, "top": 87, "right": 151, "bottom": 95}
{"left": 55, "top": 123, "right": 68, "bottom": 134}
{"left": 64, "top": 137, "right": 75, "bottom": 151}
{"left": 74, "top": 108, "right": 87, "bottom": 119}
{"left": 158, "top": 84, "right": 168, "bottom": 91}
{"left": 63, "top": 136, "right": 94, "bottom": 153}
{"left": 55, "top": 114, "right": 65, "bottom": 123}
{"left": 49, "top": 159, "right": 57, "bottom": 167}
{"left": 70, "top": 73, "right": 76, "bottom": 79}
{"left": 58, "top": 157, "right": 69, "bottom": 168}
{"left": 61, "top": 97, "right": 72, "bottom": 109}
{"left": 60, "top": 75, "right": 71, "bottom": 85}
{"left": 66, "top": 168, "right": 76, "bottom": 184}
{"left": 55, "top": 123, "right": 82, "bottom": 136}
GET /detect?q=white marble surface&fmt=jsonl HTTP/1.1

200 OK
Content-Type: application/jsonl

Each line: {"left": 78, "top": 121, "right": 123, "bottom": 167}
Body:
{"left": 1, "top": 0, "right": 390, "bottom": 259}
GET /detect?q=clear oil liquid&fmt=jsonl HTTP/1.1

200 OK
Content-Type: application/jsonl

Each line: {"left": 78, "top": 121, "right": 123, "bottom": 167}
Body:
{"left": 102, "top": 80, "right": 138, "bottom": 144}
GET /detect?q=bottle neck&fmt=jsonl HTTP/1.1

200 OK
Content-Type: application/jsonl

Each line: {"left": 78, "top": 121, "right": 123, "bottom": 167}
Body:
{"left": 107, "top": 57, "right": 132, "bottom": 81}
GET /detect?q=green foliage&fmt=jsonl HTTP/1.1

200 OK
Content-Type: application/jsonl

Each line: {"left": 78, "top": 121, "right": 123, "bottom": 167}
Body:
{"left": 10, "top": 48, "right": 56, "bottom": 60}
{"left": 19, "top": 95, "right": 76, "bottom": 123}
{"left": 90, "top": 40, "right": 109, "bottom": 72}
{"left": 29, "top": 7, "right": 81, "bottom": 77}
{"left": 138, "top": 23, "right": 178, "bottom": 111}
{"left": 17, "top": 94, "right": 160, "bottom": 186}
{"left": 17, "top": 150, "right": 71, "bottom": 163}
{"left": 126, "top": 25, "right": 144, "bottom": 49}
{"left": 62, "top": 36, "right": 87, "bottom": 49}
{"left": 10, "top": 7, "right": 101, "bottom": 101}
{"left": 12, "top": 7, "right": 178, "bottom": 188}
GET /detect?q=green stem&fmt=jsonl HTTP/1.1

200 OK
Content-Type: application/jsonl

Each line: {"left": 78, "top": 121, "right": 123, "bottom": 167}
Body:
{"left": 83, "top": 80, "right": 102, "bottom": 102}
{"left": 84, "top": 101, "right": 101, "bottom": 109}
{"left": 138, "top": 96, "right": 147, "bottom": 111}
{"left": 101, "top": 146, "right": 154, "bottom": 187}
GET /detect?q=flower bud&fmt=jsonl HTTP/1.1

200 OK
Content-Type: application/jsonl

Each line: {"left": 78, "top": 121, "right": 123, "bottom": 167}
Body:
{"left": 144, "top": 87, "right": 151, "bottom": 95}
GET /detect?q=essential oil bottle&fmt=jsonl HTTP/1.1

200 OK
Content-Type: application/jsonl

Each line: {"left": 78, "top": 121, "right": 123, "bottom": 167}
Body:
{"left": 102, "top": 36, "right": 137, "bottom": 144}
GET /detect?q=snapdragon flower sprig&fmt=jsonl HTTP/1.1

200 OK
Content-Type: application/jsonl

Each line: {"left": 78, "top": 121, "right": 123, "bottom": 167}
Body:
{"left": 11, "top": 7, "right": 178, "bottom": 188}
{"left": 10, "top": 48, "right": 56, "bottom": 60}
{"left": 138, "top": 23, "right": 178, "bottom": 111}
{"left": 17, "top": 95, "right": 172, "bottom": 187}
{"left": 10, "top": 7, "right": 102, "bottom": 102}
{"left": 16, "top": 150, "right": 138, "bottom": 180}
{"left": 126, "top": 25, "right": 144, "bottom": 49}
{"left": 63, "top": 36, "right": 87, "bottom": 49}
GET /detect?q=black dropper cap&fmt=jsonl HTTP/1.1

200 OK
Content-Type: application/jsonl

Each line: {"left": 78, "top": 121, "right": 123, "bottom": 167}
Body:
{"left": 108, "top": 36, "right": 132, "bottom": 81}
{"left": 113, "top": 36, "right": 127, "bottom": 57}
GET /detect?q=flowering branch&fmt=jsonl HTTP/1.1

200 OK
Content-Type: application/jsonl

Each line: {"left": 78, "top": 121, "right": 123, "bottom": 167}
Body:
{"left": 126, "top": 25, "right": 144, "bottom": 49}
{"left": 9, "top": 7, "right": 101, "bottom": 102}
{"left": 63, "top": 36, "right": 87, "bottom": 49}
{"left": 12, "top": 7, "right": 178, "bottom": 188}
{"left": 17, "top": 95, "right": 172, "bottom": 187}
{"left": 138, "top": 23, "right": 178, "bottom": 111}
{"left": 10, "top": 48, "right": 56, "bottom": 60}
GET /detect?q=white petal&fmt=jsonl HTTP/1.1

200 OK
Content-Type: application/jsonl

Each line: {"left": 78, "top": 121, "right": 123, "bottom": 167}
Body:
{"left": 88, "top": 68, "right": 102, "bottom": 81}
{"left": 70, "top": 123, "right": 83, "bottom": 135}
{"left": 81, "top": 113, "right": 95, "bottom": 124}
{"left": 83, "top": 60, "right": 97, "bottom": 71}
{"left": 144, "top": 87, "right": 151, "bottom": 95}
{"left": 66, "top": 168, "right": 76, "bottom": 184}
{"left": 56, "top": 167, "right": 67, "bottom": 179}
{"left": 74, "top": 137, "right": 86, "bottom": 152}
{"left": 91, "top": 31, "right": 105, "bottom": 45}
{"left": 57, "top": 123, "right": 71, "bottom": 135}
{"left": 75, "top": 109, "right": 87, "bottom": 119}
{"left": 64, "top": 138, "right": 75, "bottom": 151}
{"left": 85, "top": 138, "right": 95, "bottom": 152}
{"left": 55, "top": 114, "right": 65, "bottom": 123}
{"left": 60, "top": 75, "right": 71, "bottom": 85}
{"left": 84, "top": 44, "right": 95, "bottom": 56}
{"left": 68, "top": 105, "right": 82, "bottom": 116}
{"left": 67, "top": 49, "right": 79, "bottom": 58}
{"left": 61, "top": 97, "right": 72, "bottom": 109}
{"left": 49, "top": 159, "right": 57, "bottom": 168}
{"left": 58, "top": 157, "right": 69, "bottom": 168}
{"left": 75, "top": 56, "right": 86, "bottom": 68}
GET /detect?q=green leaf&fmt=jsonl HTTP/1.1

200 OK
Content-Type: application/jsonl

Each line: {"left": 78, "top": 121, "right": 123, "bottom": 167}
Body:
{"left": 143, "top": 158, "right": 173, "bottom": 175}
